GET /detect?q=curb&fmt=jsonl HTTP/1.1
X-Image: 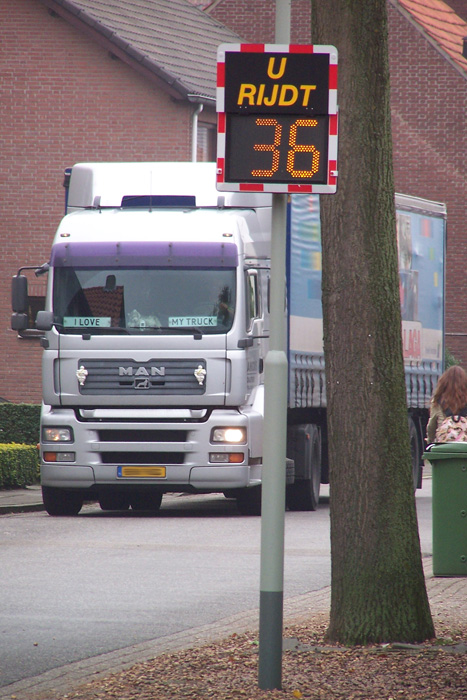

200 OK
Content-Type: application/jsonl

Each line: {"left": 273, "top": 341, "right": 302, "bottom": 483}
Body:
{"left": 0, "top": 501, "right": 45, "bottom": 515}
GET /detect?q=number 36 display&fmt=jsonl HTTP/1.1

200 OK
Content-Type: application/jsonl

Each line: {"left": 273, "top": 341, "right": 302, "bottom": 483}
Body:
{"left": 216, "top": 44, "right": 338, "bottom": 194}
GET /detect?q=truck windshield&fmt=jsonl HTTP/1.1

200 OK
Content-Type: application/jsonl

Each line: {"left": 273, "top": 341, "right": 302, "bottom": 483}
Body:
{"left": 53, "top": 268, "right": 236, "bottom": 334}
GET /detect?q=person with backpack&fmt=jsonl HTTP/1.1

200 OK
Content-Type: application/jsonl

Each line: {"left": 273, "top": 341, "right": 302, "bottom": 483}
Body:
{"left": 426, "top": 365, "right": 467, "bottom": 444}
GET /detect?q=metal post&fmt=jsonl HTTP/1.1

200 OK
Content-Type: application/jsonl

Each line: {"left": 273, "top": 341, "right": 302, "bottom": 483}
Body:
{"left": 275, "top": 0, "right": 291, "bottom": 42}
{"left": 258, "top": 2, "right": 291, "bottom": 689}
{"left": 258, "top": 194, "right": 288, "bottom": 690}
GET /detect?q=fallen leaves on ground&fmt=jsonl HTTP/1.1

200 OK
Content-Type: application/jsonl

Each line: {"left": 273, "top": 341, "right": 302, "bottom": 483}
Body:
{"left": 58, "top": 614, "right": 467, "bottom": 700}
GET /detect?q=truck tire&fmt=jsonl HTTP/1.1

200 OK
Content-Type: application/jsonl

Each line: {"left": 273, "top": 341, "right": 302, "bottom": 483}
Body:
{"left": 42, "top": 486, "right": 83, "bottom": 516}
{"left": 408, "top": 416, "right": 422, "bottom": 489}
{"left": 287, "top": 424, "right": 321, "bottom": 511}
{"left": 236, "top": 486, "right": 262, "bottom": 515}
{"left": 129, "top": 490, "right": 163, "bottom": 512}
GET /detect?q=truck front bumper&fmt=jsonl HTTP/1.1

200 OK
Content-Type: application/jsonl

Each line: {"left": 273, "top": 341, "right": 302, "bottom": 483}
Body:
{"left": 40, "top": 406, "right": 263, "bottom": 491}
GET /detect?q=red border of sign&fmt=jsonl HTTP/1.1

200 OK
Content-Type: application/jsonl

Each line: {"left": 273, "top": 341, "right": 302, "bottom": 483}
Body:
{"left": 216, "top": 44, "right": 338, "bottom": 194}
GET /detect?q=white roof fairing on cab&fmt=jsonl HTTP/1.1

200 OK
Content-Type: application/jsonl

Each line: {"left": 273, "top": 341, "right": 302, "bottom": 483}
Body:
{"left": 54, "top": 207, "right": 271, "bottom": 260}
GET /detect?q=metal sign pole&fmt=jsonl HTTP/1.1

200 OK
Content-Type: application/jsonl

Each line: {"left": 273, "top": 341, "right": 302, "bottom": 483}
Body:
{"left": 258, "top": 0, "right": 291, "bottom": 690}
{"left": 258, "top": 194, "right": 288, "bottom": 690}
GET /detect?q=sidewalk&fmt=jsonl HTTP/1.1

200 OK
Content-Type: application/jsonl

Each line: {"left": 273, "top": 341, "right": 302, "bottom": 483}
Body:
{"left": 0, "top": 483, "right": 44, "bottom": 514}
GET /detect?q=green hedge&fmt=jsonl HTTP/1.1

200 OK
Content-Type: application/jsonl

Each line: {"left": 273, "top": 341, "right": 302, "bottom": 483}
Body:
{"left": 0, "top": 404, "right": 41, "bottom": 488}
{"left": 0, "top": 444, "right": 40, "bottom": 489}
{"left": 0, "top": 403, "right": 40, "bottom": 444}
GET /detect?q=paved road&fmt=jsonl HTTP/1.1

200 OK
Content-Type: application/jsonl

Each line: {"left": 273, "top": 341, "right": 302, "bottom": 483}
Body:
{"left": 0, "top": 482, "right": 432, "bottom": 688}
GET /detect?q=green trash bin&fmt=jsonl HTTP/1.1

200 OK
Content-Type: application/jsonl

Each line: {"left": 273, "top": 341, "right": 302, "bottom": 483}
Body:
{"left": 423, "top": 443, "right": 467, "bottom": 577}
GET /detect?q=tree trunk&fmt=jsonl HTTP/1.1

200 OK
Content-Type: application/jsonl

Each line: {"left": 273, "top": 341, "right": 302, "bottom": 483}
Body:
{"left": 311, "top": 0, "right": 434, "bottom": 644}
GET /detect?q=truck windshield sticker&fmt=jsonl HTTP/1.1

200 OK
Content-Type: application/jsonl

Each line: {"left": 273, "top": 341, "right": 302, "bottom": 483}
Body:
{"left": 64, "top": 317, "right": 112, "bottom": 328}
{"left": 168, "top": 316, "right": 217, "bottom": 327}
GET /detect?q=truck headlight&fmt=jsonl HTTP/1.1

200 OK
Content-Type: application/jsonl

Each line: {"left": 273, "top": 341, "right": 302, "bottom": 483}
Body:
{"left": 42, "top": 427, "right": 73, "bottom": 442}
{"left": 211, "top": 427, "right": 246, "bottom": 444}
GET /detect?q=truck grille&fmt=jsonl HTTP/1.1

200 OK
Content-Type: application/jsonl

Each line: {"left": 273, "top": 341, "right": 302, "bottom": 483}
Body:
{"left": 94, "top": 428, "right": 188, "bottom": 465}
{"left": 78, "top": 359, "right": 206, "bottom": 396}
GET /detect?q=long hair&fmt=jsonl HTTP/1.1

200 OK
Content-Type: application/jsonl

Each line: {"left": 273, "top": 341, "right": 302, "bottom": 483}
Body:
{"left": 433, "top": 365, "right": 467, "bottom": 414}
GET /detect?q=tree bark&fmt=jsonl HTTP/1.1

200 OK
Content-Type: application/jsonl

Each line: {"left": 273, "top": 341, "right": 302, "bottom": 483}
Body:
{"left": 311, "top": 0, "right": 434, "bottom": 644}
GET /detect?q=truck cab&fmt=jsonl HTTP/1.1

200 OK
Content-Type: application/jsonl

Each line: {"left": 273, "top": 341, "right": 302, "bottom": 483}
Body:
{"left": 14, "top": 163, "right": 274, "bottom": 515}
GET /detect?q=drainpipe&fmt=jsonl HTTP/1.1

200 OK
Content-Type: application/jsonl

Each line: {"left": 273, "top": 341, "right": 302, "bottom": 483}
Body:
{"left": 191, "top": 103, "right": 204, "bottom": 162}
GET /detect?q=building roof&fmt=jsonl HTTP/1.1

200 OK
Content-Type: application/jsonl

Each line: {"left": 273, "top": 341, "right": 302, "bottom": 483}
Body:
{"left": 41, "top": 0, "right": 467, "bottom": 103}
{"left": 40, "top": 0, "right": 241, "bottom": 102}
{"left": 392, "top": 0, "right": 467, "bottom": 76}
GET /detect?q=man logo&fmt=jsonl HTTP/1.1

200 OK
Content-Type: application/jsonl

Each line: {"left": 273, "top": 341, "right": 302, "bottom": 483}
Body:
{"left": 134, "top": 378, "right": 151, "bottom": 389}
{"left": 119, "top": 366, "right": 166, "bottom": 377}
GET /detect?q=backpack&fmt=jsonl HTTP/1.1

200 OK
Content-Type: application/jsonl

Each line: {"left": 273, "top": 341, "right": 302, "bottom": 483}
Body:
{"left": 435, "top": 409, "right": 467, "bottom": 443}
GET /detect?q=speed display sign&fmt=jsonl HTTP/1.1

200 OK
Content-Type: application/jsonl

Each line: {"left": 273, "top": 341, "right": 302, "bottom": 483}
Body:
{"left": 216, "top": 44, "right": 338, "bottom": 194}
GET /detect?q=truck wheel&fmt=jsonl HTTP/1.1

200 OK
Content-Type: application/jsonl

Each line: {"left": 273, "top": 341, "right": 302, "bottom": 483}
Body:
{"left": 287, "top": 425, "right": 321, "bottom": 511}
{"left": 42, "top": 486, "right": 83, "bottom": 516}
{"left": 129, "top": 491, "right": 163, "bottom": 512}
{"left": 99, "top": 493, "right": 130, "bottom": 511}
{"left": 236, "top": 486, "right": 262, "bottom": 515}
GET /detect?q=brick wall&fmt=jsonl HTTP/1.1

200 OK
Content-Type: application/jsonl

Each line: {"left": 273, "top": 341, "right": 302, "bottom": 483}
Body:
{"left": 1, "top": 0, "right": 196, "bottom": 403}
{"left": 445, "top": 0, "right": 467, "bottom": 22}
{"left": 388, "top": 4, "right": 467, "bottom": 364}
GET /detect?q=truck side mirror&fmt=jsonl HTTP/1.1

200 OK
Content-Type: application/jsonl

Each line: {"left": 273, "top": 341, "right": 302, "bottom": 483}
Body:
{"left": 11, "top": 274, "right": 28, "bottom": 313}
{"left": 11, "top": 313, "right": 29, "bottom": 331}
{"left": 35, "top": 311, "right": 54, "bottom": 331}
{"left": 11, "top": 275, "right": 30, "bottom": 331}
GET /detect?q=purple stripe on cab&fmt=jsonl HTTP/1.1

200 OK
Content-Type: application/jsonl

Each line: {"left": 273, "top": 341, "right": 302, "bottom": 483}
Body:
{"left": 50, "top": 241, "right": 238, "bottom": 268}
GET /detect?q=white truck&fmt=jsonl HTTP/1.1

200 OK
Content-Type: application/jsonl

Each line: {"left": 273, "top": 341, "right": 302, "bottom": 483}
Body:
{"left": 11, "top": 163, "right": 446, "bottom": 515}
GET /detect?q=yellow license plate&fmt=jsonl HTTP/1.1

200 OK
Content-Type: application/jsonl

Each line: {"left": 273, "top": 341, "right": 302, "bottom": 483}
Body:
{"left": 118, "top": 466, "right": 166, "bottom": 478}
